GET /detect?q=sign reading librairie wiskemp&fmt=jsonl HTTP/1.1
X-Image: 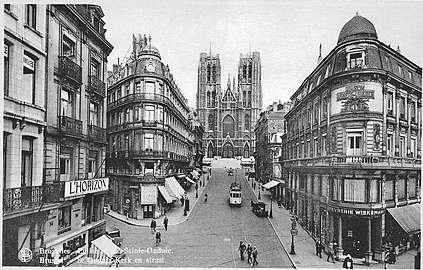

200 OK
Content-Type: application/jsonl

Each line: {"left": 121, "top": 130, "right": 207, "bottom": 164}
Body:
{"left": 328, "top": 205, "right": 384, "bottom": 216}
{"left": 65, "top": 178, "right": 109, "bottom": 198}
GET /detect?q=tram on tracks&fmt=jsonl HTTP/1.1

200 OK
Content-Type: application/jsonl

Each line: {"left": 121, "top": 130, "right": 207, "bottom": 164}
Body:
{"left": 229, "top": 182, "right": 242, "bottom": 206}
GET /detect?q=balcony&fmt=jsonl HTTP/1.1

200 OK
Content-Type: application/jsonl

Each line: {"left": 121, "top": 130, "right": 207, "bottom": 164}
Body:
{"left": 89, "top": 75, "right": 106, "bottom": 97}
{"left": 58, "top": 56, "right": 82, "bottom": 85}
{"left": 88, "top": 125, "right": 106, "bottom": 143}
{"left": 59, "top": 116, "right": 82, "bottom": 137}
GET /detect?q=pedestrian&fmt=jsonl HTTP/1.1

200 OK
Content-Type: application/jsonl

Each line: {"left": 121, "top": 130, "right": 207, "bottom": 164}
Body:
{"left": 414, "top": 249, "right": 420, "bottom": 269}
{"left": 388, "top": 247, "right": 396, "bottom": 264}
{"left": 238, "top": 241, "right": 246, "bottom": 260}
{"left": 277, "top": 198, "right": 282, "bottom": 208}
{"left": 327, "top": 242, "right": 335, "bottom": 263}
{"left": 204, "top": 193, "right": 208, "bottom": 202}
{"left": 252, "top": 246, "right": 258, "bottom": 267}
{"left": 163, "top": 217, "right": 169, "bottom": 231}
{"left": 181, "top": 196, "right": 185, "bottom": 207}
{"left": 155, "top": 231, "right": 161, "bottom": 246}
{"left": 246, "top": 243, "right": 252, "bottom": 263}
{"left": 316, "top": 240, "right": 323, "bottom": 258}
{"left": 343, "top": 254, "right": 353, "bottom": 269}
{"left": 150, "top": 218, "right": 156, "bottom": 234}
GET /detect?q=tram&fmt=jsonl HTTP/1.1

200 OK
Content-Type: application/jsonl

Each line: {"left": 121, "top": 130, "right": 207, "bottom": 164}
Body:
{"left": 229, "top": 182, "right": 242, "bottom": 206}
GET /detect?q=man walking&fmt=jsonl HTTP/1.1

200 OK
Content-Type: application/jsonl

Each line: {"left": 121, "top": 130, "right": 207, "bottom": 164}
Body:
{"left": 150, "top": 219, "right": 157, "bottom": 234}
{"left": 252, "top": 246, "right": 258, "bottom": 267}
{"left": 246, "top": 243, "right": 252, "bottom": 263}
{"left": 155, "top": 231, "right": 161, "bottom": 246}
{"left": 343, "top": 254, "right": 353, "bottom": 269}
{"left": 163, "top": 217, "right": 169, "bottom": 231}
{"left": 238, "top": 241, "right": 246, "bottom": 260}
{"left": 327, "top": 242, "right": 335, "bottom": 263}
{"left": 316, "top": 240, "right": 323, "bottom": 258}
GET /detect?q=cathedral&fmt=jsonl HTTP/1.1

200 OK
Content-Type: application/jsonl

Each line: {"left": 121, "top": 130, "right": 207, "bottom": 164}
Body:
{"left": 196, "top": 51, "right": 262, "bottom": 158}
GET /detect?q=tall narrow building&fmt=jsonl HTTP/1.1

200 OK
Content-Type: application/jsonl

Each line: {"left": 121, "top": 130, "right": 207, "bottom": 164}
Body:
{"left": 197, "top": 52, "right": 262, "bottom": 161}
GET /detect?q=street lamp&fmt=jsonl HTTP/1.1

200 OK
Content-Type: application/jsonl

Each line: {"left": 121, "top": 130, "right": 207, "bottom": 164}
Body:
{"left": 269, "top": 193, "right": 273, "bottom": 218}
{"left": 195, "top": 182, "right": 198, "bottom": 198}
{"left": 290, "top": 216, "right": 297, "bottom": 255}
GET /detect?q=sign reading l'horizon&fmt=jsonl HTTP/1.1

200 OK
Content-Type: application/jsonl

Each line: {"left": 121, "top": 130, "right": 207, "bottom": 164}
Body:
{"left": 65, "top": 178, "right": 109, "bottom": 198}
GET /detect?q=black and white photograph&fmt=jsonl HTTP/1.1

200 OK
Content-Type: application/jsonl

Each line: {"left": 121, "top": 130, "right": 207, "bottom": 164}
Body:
{"left": 2, "top": 0, "right": 422, "bottom": 269}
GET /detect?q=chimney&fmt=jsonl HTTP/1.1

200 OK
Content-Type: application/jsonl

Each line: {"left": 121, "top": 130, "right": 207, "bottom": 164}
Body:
{"left": 317, "top": 43, "right": 322, "bottom": 65}
{"left": 396, "top": 46, "right": 401, "bottom": 54}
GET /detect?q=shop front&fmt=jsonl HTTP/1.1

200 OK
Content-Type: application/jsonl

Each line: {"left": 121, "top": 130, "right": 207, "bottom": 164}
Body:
{"left": 328, "top": 204, "right": 384, "bottom": 263}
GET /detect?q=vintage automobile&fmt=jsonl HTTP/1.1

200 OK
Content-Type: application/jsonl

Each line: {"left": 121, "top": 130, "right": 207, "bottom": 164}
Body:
{"left": 106, "top": 227, "right": 123, "bottom": 247}
{"left": 251, "top": 200, "right": 268, "bottom": 217}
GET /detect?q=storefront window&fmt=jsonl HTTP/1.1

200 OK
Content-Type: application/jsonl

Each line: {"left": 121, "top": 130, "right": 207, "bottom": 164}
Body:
{"left": 369, "top": 179, "right": 380, "bottom": 203}
{"left": 344, "top": 179, "right": 365, "bottom": 202}
{"left": 385, "top": 176, "right": 394, "bottom": 201}
{"left": 409, "top": 177, "right": 417, "bottom": 198}
{"left": 397, "top": 178, "right": 406, "bottom": 199}
{"left": 332, "top": 177, "right": 342, "bottom": 201}
{"left": 58, "top": 206, "right": 71, "bottom": 234}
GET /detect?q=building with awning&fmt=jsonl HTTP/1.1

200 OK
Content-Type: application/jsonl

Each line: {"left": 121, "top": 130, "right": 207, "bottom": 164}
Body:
{"left": 157, "top": 186, "right": 173, "bottom": 204}
{"left": 165, "top": 177, "right": 185, "bottom": 201}
{"left": 90, "top": 235, "right": 124, "bottom": 264}
{"left": 262, "top": 180, "right": 282, "bottom": 190}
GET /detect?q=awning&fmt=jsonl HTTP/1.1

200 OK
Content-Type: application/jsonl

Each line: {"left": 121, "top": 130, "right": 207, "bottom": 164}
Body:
{"left": 387, "top": 203, "right": 420, "bottom": 234}
{"left": 165, "top": 177, "right": 185, "bottom": 199}
{"left": 157, "top": 186, "right": 173, "bottom": 204}
{"left": 191, "top": 170, "right": 200, "bottom": 179}
{"left": 262, "top": 180, "right": 281, "bottom": 189}
{"left": 91, "top": 235, "right": 122, "bottom": 259}
{"left": 185, "top": 176, "right": 195, "bottom": 184}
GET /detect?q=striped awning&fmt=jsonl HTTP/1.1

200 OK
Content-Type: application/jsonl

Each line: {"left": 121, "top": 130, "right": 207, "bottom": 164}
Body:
{"left": 157, "top": 186, "right": 173, "bottom": 204}
{"left": 185, "top": 176, "right": 195, "bottom": 184}
{"left": 387, "top": 203, "right": 420, "bottom": 234}
{"left": 165, "top": 177, "right": 185, "bottom": 199}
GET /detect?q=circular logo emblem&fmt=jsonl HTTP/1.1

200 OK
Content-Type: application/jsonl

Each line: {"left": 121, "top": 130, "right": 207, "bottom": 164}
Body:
{"left": 18, "top": 248, "right": 33, "bottom": 263}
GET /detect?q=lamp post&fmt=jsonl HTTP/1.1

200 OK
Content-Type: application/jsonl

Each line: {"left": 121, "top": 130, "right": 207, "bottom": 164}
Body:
{"left": 269, "top": 193, "right": 273, "bottom": 218}
{"left": 195, "top": 182, "right": 198, "bottom": 198}
{"left": 290, "top": 216, "right": 297, "bottom": 255}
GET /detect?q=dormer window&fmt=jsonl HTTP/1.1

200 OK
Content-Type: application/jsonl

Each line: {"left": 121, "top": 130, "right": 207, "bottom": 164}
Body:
{"left": 93, "top": 16, "right": 100, "bottom": 32}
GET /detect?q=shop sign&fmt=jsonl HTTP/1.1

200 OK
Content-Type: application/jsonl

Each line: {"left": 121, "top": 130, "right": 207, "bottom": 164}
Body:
{"left": 328, "top": 205, "right": 384, "bottom": 216}
{"left": 23, "top": 54, "right": 35, "bottom": 71}
{"left": 65, "top": 178, "right": 109, "bottom": 198}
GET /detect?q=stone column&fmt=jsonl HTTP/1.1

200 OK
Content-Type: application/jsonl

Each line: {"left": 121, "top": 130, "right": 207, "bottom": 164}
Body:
{"left": 336, "top": 215, "right": 344, "bottom": 259}
{"left": 365, "top": 218, "right": 373, "bottom": 265}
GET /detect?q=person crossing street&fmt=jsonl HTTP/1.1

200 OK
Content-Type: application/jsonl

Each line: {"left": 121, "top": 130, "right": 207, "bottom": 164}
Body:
{"left": 252, "top": 246, "right": 258, "bottom": 267}
{"left": 163, "top": 217, "right": 169, "bottom": 231}
{"left": 238, "top": 241, "right": 246, "bottom": 260}
{"left": 246, "top": 243, "right": 252, "bottom": 263}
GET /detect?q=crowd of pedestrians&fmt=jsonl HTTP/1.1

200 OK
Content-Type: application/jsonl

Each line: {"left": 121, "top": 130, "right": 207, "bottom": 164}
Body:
{"left": 238, "top": 241, "right": 259, "bottom": 267}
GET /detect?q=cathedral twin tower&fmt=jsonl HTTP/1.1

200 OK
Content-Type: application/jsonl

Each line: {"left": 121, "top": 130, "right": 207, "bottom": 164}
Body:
{"left": 196, "top": 51, "right": 262, "bottom": 159}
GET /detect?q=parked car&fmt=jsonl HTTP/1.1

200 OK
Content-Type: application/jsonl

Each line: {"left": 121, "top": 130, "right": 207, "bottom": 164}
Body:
{"left": 106, "top": 227, "right": 123, "bottom": 247}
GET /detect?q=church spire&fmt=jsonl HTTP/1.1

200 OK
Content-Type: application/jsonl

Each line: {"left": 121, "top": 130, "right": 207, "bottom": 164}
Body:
{"left": 227, "top": 74, "right": 231, "bottom": 89}
{"left": 233, "top": 77, "right": 236, "bottom": 93}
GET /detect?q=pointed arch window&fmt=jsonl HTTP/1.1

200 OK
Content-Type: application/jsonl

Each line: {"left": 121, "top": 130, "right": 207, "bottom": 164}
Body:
{"left": 207, "top": 143, "right": 214, "bottom": 158}
{"left": 212, "top": 65, "right": 216, "bottom": 83}
{"left": 207, "top": 92, "right": 211, "bottom": 107}
{"left": 243, "top": 143, "right": 250, "bottom": 158}
{"left": 212, "top": 91, "right": 216, "bottom": 107}
{"left": 248, "top": 91, "right": 252, "bottom": 107}
{"left": 244, "top": 114, "right": 250, "bottom": 131}
{"left": 207, "top": 64, "right": 211, "bottom": 82}
{"left": 223, "top": 115, "right": 235, "bottom": 137}
{"left": 248, "top": 63, "right": 252, "bottom": 79}
{"left": 208, "top": 114, "right": 215, "bottom": 131}
{"left": 243, "top": 64, "right": 247, "bottom": 79}
{"left": 243, "top": 91, "right": 246, "bottom": 107}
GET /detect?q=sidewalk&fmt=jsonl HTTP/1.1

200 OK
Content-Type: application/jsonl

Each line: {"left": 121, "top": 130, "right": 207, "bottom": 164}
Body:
{"left": 107, "top": 172, "right": 210, "bottom": 228}
{"left": 247, "top": 176, "right": 418, "bottom": 269}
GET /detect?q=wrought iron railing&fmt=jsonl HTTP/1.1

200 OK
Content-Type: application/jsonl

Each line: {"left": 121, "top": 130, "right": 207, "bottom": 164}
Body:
{"left": 58, "top": 56, "right": 82, "bottom": 85}
{"left": 59, "top": 116, "right": 82, "bottom": 137}
{"left": 89, "top": 75, "right": 105, "bottom": 97}
{"left": 88, "top": 125, "right": 106, "bottom": 142}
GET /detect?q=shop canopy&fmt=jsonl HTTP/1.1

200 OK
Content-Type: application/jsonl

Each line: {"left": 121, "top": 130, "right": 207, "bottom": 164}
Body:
{"left": 185, "top": 176, "right": 195, "bottom": 184}
{"left": 165, "top": 177, "right": 185, "bottom": 200}
{"left": 387, "top": 203, "right": 421, "bottom": 234}
{"left": 91, "top": 235, "right": 122, "bottom": 259}
{"left": 191, "top": 170, "right": 200, "bottom": 179}
{"left": 262, "top": 180, "right": 281, "bottom": 190}
{"left": 157, "top": 186, "right": 173, "bottom": 204}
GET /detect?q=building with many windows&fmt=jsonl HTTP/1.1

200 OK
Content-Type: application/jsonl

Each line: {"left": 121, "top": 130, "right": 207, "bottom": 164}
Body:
{"left": 196, "top": 51, "right": 262, "bottom": 160}
{"left": 281, "top": 14, "right": 421, "bottom": 264}
{"left": 106, "top": 35, "right": 196, "bottom": 219}
{"left": 254, "top": 101, "right": 291, "bottom": 199}
{"left": 3, "top": 4, "right": 49, "bottom": 266}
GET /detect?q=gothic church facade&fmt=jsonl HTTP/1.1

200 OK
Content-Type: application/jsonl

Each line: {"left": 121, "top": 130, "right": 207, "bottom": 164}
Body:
{"left": 196, "top": 52, "right": 262, "bottom": 158}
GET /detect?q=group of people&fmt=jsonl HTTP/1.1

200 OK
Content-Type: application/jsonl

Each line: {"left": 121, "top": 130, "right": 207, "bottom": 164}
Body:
{"left": 238, "top": 241, "right": 259, "bottom": 267}
{"left": 150, "top": 217, "right": 169, "bottom": 246}
{"left": 315, "top": 240, "right": 354, "bottom": 269}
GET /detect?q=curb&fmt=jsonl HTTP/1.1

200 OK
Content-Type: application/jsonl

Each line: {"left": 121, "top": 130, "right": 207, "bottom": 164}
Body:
{"left": 245, "top": 176, "right": 297, "bottom": 269}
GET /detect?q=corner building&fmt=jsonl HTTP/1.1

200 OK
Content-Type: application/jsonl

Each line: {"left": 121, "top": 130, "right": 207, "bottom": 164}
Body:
{"left": 281, "top": 14, "right": 421, "bottom": 264}
{"left": 106, "top": 35, "right": 194, "bottom": 219}
{"left": 196, "top": 52, "right": 262, "bottom": 159}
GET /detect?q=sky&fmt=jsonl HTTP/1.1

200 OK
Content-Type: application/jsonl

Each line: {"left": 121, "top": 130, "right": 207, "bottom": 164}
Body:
{"left": 99, "top": 0, "right": 423, "bottom": 109}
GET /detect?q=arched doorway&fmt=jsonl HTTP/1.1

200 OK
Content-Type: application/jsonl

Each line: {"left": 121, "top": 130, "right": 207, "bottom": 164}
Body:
{"left": 222, "top": 142, "right": 234, "bottom": 158}
{"left": 243, "top": 143, "right": 250, "bottom": 158}
{"left": 207, "top": 143, "right": 214, "bottom": 158}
